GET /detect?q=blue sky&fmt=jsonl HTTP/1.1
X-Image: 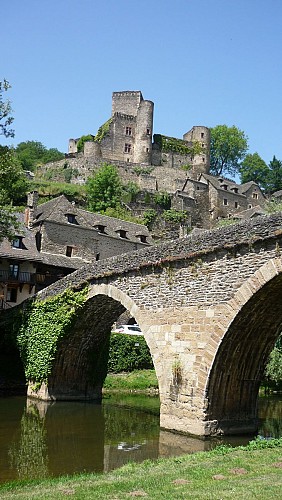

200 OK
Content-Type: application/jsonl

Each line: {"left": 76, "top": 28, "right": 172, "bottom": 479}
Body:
{"left": 2, "top": 0, "right": 282, "bottom": 166}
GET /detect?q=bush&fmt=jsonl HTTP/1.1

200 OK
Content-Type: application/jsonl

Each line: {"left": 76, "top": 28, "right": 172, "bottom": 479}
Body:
{"left": 107, "top": 333, "right": 154, "bottom": 373}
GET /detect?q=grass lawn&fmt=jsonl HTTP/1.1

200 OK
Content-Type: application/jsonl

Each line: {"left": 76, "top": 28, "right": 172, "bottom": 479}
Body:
{"left": 103, "top": 369, "right": 158, "bottom": 391}
{"left": 1, "top": 438, "right": 282, "bottom": 499}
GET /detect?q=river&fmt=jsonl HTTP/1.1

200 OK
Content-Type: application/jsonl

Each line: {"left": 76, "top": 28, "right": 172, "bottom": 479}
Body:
{"left": 0, "top": 394, "right": 281, "bottom": 484}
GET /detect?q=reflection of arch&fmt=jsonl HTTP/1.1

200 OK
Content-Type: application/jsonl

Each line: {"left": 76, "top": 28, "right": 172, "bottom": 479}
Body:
{"left": 203, "top": 258, "right": 282, "bottom": 433}
{"left": 40, "top": 284, "right": 159, "bottom": 401}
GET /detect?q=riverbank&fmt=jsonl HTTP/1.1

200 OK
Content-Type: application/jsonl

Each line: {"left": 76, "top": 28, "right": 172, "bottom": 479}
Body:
{"left": 103, "top": 369, "right": 159, "bottom": 392}
{"left": 1, "top": 438, "right": 282, "bottom": 499}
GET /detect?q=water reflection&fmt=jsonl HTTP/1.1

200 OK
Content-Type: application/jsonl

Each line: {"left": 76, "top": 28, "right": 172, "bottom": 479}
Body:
{"left": 0, "top": 394, "right": 281, "bottom": 484}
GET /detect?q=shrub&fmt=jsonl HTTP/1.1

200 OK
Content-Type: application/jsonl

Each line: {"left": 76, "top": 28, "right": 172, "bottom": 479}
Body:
{"left": 107, "top": 333, "right": 154, "bottom": 373}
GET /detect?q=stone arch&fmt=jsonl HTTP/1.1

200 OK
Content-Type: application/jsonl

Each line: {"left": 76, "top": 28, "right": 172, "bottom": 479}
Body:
{"left": 202, "top": 257, "right": 282, "bottom": 435}
{"left": 30, "top": 284, "right": 160, "bottom": 401}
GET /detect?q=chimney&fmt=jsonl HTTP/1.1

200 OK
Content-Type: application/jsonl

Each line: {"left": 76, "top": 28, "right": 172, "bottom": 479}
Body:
{"left": 25, "top": 191, "right": 39, "bottom": 229}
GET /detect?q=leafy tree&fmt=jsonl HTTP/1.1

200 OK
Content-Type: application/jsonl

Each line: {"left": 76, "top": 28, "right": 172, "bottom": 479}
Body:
{"left": 15, "top": 141, "right": 64, "bottom": 171}
{"left": 77, "top": 134, "right": 94, "bottom": 153}
{"left": 265, "top": 156, "right": 282, "bottom": 194}
{"left": 264, "top": 334, "right": 282, "bottom": 391}
{"left": 239, "top": 153, "right": 269, "bottom": 188}
{"left": 0, "top": 79, "right": 14, "bottom": 138}
{"left": 0, "top": 146, "right": 28, "bottom": 205}
{"left": 0, "top": 207, "right": 20, "bottom": 243}
{"left": 210, "top": 125, "right": 248, "bottom": 177}
{"left": 86, "top": 164, "right": 122, "bottom": 212}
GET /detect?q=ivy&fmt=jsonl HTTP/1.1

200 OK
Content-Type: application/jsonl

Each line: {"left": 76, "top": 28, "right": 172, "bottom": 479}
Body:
{"left": 163, "top": 209, "right": 188, "bottom": 224}
{"left": 154, "top": 134, "right": 203, "bottom": 156}
{"left": 94, "top": 118, "right": 112, "bottom": 143}
{"left": 17, "top": 287, "right": 88, "bottom": 384}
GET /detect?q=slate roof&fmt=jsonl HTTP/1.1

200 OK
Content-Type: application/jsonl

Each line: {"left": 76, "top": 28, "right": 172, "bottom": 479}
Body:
{"left": 200, "top": 174, "right": 264, "bottom": 198}
{"left": 0, "top": 212, "right": 86, "bottom": 270}
{"left": 33, "top": 195, "right": 152, "bottom": 243}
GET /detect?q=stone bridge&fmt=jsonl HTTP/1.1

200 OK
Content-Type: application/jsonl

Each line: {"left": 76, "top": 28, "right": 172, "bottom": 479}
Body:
{"left": 24, "top": 214, "right": 282, "bottom": 436}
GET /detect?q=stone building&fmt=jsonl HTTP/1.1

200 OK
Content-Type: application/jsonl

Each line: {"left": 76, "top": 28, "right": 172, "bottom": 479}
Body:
{"left": 68, "top": 90, "right": 210, "bottom": 179}
{"left": 0, "top": 192, "right": 152, "bottom": 308}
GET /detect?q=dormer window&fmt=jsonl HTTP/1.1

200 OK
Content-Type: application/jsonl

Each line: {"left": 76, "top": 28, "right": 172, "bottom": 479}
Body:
{"left": 252, "top": 192, "right": 258, "bottom": 199}
{"left": 138, "top": 234, "right": 147, "bottom": 243}
{"left": 12, "top": 236, "right": 23, "bottom": 249}
{"left": 231, "top": 187, "right": 238, "bottom": 193}
{"left": 117, "top": 229, "right": 127, "bottom": 239}
{"left": 221, "top": 184, "right": 228, "bottom": 190}
{"left": 95, "top": 224, "right": 106, "bottom": 234}
{"left": 66, "top": 213, "right": 78, "bottom": 225}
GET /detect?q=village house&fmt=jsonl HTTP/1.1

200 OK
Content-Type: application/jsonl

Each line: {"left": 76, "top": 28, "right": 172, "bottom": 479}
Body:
{"left": 0, "top": 192, "right": 152, "bottom": 309}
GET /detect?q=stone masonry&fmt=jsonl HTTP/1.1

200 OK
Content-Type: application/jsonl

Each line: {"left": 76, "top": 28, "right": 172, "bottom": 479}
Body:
{"left": 26, "top": 213, "right": 282, "bottom": 436}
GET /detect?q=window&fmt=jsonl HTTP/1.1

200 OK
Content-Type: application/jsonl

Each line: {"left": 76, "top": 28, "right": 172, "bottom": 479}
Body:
{"left": 66, "top": 214, "right": 77, "bottom": 224}
{"left": 221, "top": 184, "right": 228, "bottom": 190}
{"left": 201, "top": 132, "right": 204, "bottom": 138}
{"left": 12, "top": 237, "right": 23, "bottom": 249}
{"left": 124, "top": 143, "right": 131, "bottom": 153}
{"left": 223, "top": 199, "right": 228, "bottom": 206}
{"left": 7, "top": 287, "right": 17, "bottom": 302}
{"left": 146, "top": 148, "right": 149, "bottom": 152}
{"left": 138, "top": 234, "right": 147, "bottom": 243}
{"left": 125, "top": 126, "right": 132, "bottom": 136}
{"left": 146, "top": 128, "right": 151, "bottom": 135}
{"left": 232, "top": 187, "right": 238, "bottom": 193}
{"left": 235, "top": 201, "right": 239, "bottom": 208}
{"left": 66, "top": 246, "right": 73, "bottom": 257}
{"left": 252, "top": 193, "right": 258, "bottom": 199}
{"left": 95, "top": 224, "right": 106, "bottom": 234}
{"left": 248, "top": 204, "right": 252, "bottom": 209}
{"left": 9, "top": 264, "right": 19, "bottom": 278}
{"left": 118, "top": 229, "right": 127, "bottom": 239}
{"left": 96, "top": 253, "right": 100, "bottom": 261}
{"left": 202, "top": 157, "right": 205, "bottom": 162}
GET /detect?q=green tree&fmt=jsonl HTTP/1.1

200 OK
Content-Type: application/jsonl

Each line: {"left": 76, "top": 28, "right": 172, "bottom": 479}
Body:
{"left": 0, "top": 146, "right": 28, "bottom": 205}
{"left": 77, "top": 134, "right": 94, "bottom": 153}
{"left": 266, "top": 156, "right": 282, "bottom": 194}
{"left": 239, "top": 152, "right": 269, "bottom": 188}
{"left": 0, "top": 79, "right": 14, "bottom": 138}
{"left": 86, "top": 164, "right": 122, "bottom": 212}
{"left": 210, "top": 125, "right": 248, "bottom": 177}
{"left": 16, "top": 141, "right": 64, "bottom": 171}
{"left": 0, "top": 207, "right": 20, "bottom": 242}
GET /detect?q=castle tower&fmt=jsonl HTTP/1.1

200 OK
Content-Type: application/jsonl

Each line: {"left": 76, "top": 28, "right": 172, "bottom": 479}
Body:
{"left": 183, "top": 126, "right": 210, "bottom": 178}
{"left": 134, "top": 99, "right": 154, "bottom": 164}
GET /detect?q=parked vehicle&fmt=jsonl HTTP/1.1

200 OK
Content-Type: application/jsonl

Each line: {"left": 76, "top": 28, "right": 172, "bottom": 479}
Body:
{"left": 113, "top": 324, "right": 143, "bottom": 336}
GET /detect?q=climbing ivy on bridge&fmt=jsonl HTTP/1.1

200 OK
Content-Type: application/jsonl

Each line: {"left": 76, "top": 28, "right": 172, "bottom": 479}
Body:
{"left": 17, "top": 287, "right": 88, "bottom": 385}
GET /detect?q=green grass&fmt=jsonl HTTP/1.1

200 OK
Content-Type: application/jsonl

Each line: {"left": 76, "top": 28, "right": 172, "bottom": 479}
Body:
{"left": 103, "top": 369, "right": 158, "bottom": 391}
{"left": 1, "top": 438, "right": 282, "bottom": 499}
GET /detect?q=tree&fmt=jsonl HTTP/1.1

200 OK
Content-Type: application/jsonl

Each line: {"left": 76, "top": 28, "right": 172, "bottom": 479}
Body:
{"left": 0, "top": 207, "right": 20, "bottom": 243}
{"left": 210, "top": 125, "right": 248, "bottom": 177}
{"left": 0, "top": 146, "right": 28, "bottom": 205}
{"left": 239, "top": 152, "right": 269, "bottom": 188}
{"left": 266, "top": 156, "right": 282, "bottom": 194}
{"left": 86, "top": 164, "right": 122, "bottom": 212}
{"left": 0, "top": 79, "right": 14, "bottom": 138}
{"left": 15, "top": 141, "right": 64, "bottom": 171}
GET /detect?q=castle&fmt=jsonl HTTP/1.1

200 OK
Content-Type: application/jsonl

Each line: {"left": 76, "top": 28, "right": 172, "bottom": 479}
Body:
{"left": 40, "top": 90, "right": 265, "bottom": 230}
{"left": 68, "top": 90, "right": 210, "bottom": 180}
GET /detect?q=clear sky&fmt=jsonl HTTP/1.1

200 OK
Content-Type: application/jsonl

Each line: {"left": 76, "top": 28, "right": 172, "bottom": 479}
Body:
{"left": 2, "top": 0, "right": 282, "bottom": 165}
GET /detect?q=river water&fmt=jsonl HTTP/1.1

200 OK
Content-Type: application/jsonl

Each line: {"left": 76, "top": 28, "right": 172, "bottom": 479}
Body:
{"left": 0, "top": 394, "right": 281, "bottom": 484}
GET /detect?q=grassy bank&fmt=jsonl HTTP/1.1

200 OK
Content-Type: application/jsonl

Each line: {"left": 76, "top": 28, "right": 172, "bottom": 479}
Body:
{"left": 103, "top": 369, "right": 158, "bottom": 391}
{"left": 1, "top": 438, "right": 282, "bottom": 499}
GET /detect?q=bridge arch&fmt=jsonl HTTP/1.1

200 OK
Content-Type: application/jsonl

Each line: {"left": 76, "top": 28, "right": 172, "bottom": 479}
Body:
{"left": 202, "top": 257, "right": 282, "bottom": 435}
{"left": 28, "top": 284, "right": 163, "bottom": 402}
